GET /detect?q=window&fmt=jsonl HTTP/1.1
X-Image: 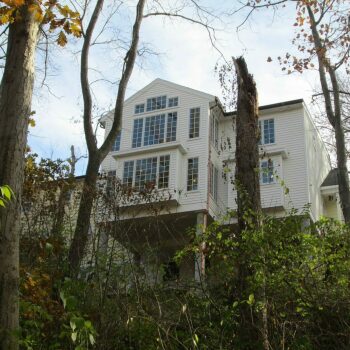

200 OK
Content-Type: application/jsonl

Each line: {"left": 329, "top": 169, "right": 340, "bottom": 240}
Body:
{"left": 132, "top": 113, "right": 177, "bottom": 148}
{"left": 132, "top": 118, "right": 143, "bottom": 148}
{"left": 211, "top": 116, "right": 219, "bottom": 149}
{"left": 146, "top": 95, "right": 166, "bottom": 112}
{"left": 166, "top": 112, "right": 177, "bottom": 142}
{"left": 189, "top": 108, "right": 200, "bottom": 138}
{"left": 123, "top": 156, "right": 171, "bottom": 190}
{"left": 123, "top": 161, "right": 134, "bottom": 187}
{"left": 259, "top": 119, "right": 275, "bottom": 144}
{"left": 135, "top": 157, "right": 158, "bottom": 191}
{"left": 144, "top": 114, "right": 166, "bottom": 146}
{"left": 112, "top": 131, "right": 121, "bottom": 151}
{"left": 209, "top": 163, "right": 219, "bottom": 201}
{"left": 261, "top": 160, "right": 274, "bottom": 184}
{"left": 187, "top": 157, "right": 199, "bottom": 191}
{"left": 168, "top": 97, "right": 178, "bottom": 108}
{"left": 158, "top": 155, "right": 170, "bottom": 189}
{"left": 135, "top": 103, "right": 145, "bottom": 114}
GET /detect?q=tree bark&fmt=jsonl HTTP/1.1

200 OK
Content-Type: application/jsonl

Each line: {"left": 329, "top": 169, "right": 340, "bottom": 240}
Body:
{"left": 0, "top": 7, "right": 39, "bottom": 350}
{"left": 68, "top": 154, "right": 100, "bottom": 273}
{"left": 233, "top": 57, "right": 268, "bottom": 349}
{"left": 307, "top": 5, "right": 350, "bottom": 223}
{"left": 233, "top": 56, "right": 261, "bottom": 231}
{"left": 68, "top": 0, "right": 146, "bottom": 274}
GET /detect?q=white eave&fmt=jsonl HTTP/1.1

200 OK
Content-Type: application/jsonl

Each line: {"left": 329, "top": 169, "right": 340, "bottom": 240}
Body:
{"left": 112, "top": 142, "right": 187, "bottom": 159}
{"left": 225, "top": 147, "right": 289, "bottom": 163}
{"left": 321, "top": 185, "right": 339, "bottom": 195}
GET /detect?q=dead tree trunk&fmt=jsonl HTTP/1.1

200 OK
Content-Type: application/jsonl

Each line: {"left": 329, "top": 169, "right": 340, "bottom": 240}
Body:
{"left": 233, "top": 56, "right": 261, "bottom": 231}
{"left": 234, "top": 57, "right": 269, "bottom": 350}
{"left": 0, "top": 8, "right": 39, "bottom": 350}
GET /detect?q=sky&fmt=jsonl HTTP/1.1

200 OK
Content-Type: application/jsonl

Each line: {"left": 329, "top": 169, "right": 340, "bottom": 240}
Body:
{"left": 28, "top": 0, "right": 321, "bottom": 175}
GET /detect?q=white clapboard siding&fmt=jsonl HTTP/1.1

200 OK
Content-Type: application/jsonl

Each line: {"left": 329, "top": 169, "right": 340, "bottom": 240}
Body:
{"left": 100, "top": 79, "right": 338, "bottom": 222}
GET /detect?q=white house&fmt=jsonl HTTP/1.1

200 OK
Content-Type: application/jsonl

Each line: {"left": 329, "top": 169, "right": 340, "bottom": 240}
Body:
{"left": 99, "top": 78, "right": 342, "bottom": 281}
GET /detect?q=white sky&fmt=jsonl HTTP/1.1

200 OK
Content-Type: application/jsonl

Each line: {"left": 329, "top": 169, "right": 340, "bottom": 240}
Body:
{"left": 28, "top": 1, "right": 321, "bottom": 174}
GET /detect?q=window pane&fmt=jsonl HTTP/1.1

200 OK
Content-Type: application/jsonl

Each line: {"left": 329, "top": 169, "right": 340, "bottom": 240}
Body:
{"left": 158, "top": 155, "right": 170, "bottom": 189}
{"left": 123, "top": 161, "right": 134, "bottom": 187}
{"left": 209, "top": 163, "right": 219, "bottom": 200}
{"left": 168, "top": 97, "right": 178, "bottom": 108}
{"left": 263, "top": 119, "right": 275, "bottom": 144}
{"left": 261, "top": 160, "right": 274, "bottom": 184}
{"left": 144, "top": 114, "right": 165, "bottom": 146}
{"left": 135, "top": 157, "right": 157, "bottom": 190}
{"left": 112, "top": 131, "right": 121, "bottom": 151}
{"left": 187, "top": 157, "right": 199, "bottom": 191}
{"left": 146, "top": 95, "right": 166, "bottom": 112}
{"left": 135, "top": 103, "right": 145, "bottom": 114}
{"left": 166, "top": 112, "right": 177, "bottom": 142}
{"left": 132, "top": 118, "right": 143, "bottom": 148}
{"left": 189, "top": 108, "right": 200, "bottom": 138}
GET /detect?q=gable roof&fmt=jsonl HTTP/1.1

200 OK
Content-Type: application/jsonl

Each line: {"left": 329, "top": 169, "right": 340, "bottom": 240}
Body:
{"left": 321, "top": 168, "right": 339, "bottom": 187}
{"left": 99, "top": 78, "right": 216, "bottom": 125}
{"left": 124, "top": 78, "right": 215, "bottom": 105}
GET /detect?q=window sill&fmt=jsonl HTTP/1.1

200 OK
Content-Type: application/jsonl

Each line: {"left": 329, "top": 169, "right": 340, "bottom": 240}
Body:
{"left": 186, "top": 189, "right": 201, "bottom": 194}
{"left": 112, "top": 141, "right": 187, "bottom": 159}
{"left": 187, "top": 137, "right": 201, "bottom": 141}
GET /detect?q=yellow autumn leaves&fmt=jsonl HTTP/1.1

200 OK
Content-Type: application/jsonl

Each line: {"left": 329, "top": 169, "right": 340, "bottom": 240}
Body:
{"left": 0, "top": 0, "right": 82, "bottom": 46}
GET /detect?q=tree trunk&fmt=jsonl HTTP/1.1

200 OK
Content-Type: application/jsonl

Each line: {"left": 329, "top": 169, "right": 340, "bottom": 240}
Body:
{"left": 0, "top": 7, "right": 39, "bottom": 350}
{"left": 68, "top": 0, "right": 146, "bottom": 274}
{"left": 233, "top": 57, "right": 268, "bottom": 349}
{"left": 233, "top": 56, "right": 261, "bottom": 231}
{"left": 68, "top": 154, "right": 100, "bottom": 274}
{"left": 307, "top": 5, "right": 350, "bottom": 223}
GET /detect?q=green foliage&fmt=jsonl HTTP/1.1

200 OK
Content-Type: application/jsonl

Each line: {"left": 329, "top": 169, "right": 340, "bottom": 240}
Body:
{"left": 0, "top": 184, "right": 13, "bottom": 207}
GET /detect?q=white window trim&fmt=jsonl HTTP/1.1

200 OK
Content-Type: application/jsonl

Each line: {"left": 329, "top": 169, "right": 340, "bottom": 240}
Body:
{"left": 123, "top": 154, "right": 171, "bottom": 190}
{"left": 188, "top": 107, "right": 201, "bottom": 139}
{"left": 259, "top": 118, "right": 276, "bottom": 145}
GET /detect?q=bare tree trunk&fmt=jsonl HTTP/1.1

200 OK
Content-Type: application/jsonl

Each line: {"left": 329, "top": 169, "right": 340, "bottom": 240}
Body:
{"left": 233, "top": 56, "right": 261, "bottom": 231}
{"left": 68, "top": 154, "right": 100, "bottom": 272}
{"left": 68, "top": 0, "right": 146, "bottom": 274}
{"left": 0, "top": 7, "right": 39, "bottom": 350}
{"left": 307, "top": 5, "right": 350, "bottom": 223}
{"left": 234, "top": 57, "right": 269, "bottom": 350}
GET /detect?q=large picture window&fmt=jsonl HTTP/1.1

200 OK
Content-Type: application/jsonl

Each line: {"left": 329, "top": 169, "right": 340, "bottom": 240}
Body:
{"left": 123, "top": 155, "right": 171, "bottom": 190}
{"left": 132, "top": 113, "right": 177, "bottom": 148}
{"left": 135, "top": 157, "right": 158, "bottom": 190}
{"left": 189, "top": 108, "right": 200, "bottom": 138}
{"left": 144, "top": 114, "right": 166, "bottom": 146}
{"left": 187, "top": 157, "right": 199, "bottom": 191}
